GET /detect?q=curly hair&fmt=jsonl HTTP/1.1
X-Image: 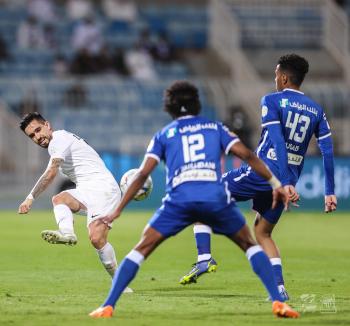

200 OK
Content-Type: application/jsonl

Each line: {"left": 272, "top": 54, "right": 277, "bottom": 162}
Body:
{"left": 163, "top": 80, "right": 201, "bottom": 118}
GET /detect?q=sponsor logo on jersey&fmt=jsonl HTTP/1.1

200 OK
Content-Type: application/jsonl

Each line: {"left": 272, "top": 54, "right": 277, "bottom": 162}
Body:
{"left": 267, "top": 148, "right": 303, "bottom": 165}
{"left": 290, "top": 101, "right": 318, "bottom": 116}
{"left": 172, "top": 169, "right": 217, "bottom": 188}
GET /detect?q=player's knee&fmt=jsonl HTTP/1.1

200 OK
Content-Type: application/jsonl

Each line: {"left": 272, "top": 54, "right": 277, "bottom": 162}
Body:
{"left": 255, "top": 228, "right": 271, "bottom": 243}
{"left": 52, "top": 193, "right": 65, "bottom": 205}
{"left": 89, "top": 233, "right": 106, "bottom": 249}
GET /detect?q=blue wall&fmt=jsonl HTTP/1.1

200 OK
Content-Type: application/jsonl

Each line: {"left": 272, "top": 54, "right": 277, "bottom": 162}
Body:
{"left": 101, "top": 152, "right": 350, "bottom": 211}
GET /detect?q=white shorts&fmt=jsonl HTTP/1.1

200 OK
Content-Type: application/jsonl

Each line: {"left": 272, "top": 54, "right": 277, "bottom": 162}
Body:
{"left": 64, "top": 188, "right": 121, "bottom": 227}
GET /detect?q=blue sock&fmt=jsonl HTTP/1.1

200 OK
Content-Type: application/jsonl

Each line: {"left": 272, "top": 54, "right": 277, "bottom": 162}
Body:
{"left": 103, "top": 250, "right": 144, "bottom": 308}
{"left": 246, "top": 246, "right": 284, "bottom": 302}
{"left": 270, "top": 258, "right": 284, "bottom": 286}
{"left": 194, "top": 225, "right": 212, "bottom": 261}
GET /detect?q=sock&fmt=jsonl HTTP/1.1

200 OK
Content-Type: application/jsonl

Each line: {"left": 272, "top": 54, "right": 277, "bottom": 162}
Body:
{"left": 246, "top": 245, "right": 284, "bottom": 302}
{"left": 53, "top": 204, "right": 74, "bottom": 234}
{"left": 193, "top": 225, "right": 212, "bottom": 262}
{"left": 97, "top": 242, "right": 117, "bottom": 278}
{"left": 103, "top": 249, "right": 144, "bottom": 308}
{"left": 270, "top": 257, "right": 285, "bottom": 286}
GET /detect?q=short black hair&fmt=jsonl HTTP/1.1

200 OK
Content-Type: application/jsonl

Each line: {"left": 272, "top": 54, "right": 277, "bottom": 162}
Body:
{"left": 19, "top": 112, "right": 46, "bottom": 132}
{"left": 163, "top": 80, "right": 201, "bottom": 118}
{"left": 278, "top": 54, "right": 309, "bottom": 86}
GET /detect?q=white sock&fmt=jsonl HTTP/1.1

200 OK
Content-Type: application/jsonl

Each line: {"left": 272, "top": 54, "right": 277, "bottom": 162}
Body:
{"left": 270, "top": 257, "right": 282, "bottom": 266}
{"left": 126, "top": 249, "right": 145, "bottom": 266}
{"left": 53, "top": 204, "right": 74, "bottom": 235}
{"left": 96, "top": 242, "right": 118, "bottom": 278}
{"left": 193, "top": 224, "right": 212, "bottom": 234}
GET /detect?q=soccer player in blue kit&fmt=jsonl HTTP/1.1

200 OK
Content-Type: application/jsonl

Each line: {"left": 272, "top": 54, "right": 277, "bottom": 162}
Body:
{"left": 180, "top": 54, "right": 337, "bottom": 300}
{"left": 89, "top": 80, "right": 299, "bottom": 318}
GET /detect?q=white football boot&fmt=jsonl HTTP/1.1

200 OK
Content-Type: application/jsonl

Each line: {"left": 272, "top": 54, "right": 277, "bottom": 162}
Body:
{"left": 41, "top": 230, "right": 77, "bottom": 246}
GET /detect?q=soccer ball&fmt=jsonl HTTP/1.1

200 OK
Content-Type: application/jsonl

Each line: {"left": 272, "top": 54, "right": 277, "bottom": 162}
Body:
{"left": 120, "top": 169, "right": 153, "bottom": 201}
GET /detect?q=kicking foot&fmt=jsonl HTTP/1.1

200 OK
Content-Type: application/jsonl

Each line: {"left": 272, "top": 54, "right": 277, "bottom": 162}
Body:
{"left": 89, "top": 305, "right": 113, "bottom": 318}
{"left": 272, "top": 301, "right": 300, "bottom": 318}
{"left": 41, "top": 230, "right": 77, "bottom": 246}
{"left": 179, "top": 258, "right": 217, "bottom": 285}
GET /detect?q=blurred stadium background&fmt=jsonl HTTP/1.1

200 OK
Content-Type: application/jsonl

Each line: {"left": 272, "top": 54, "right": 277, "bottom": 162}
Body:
{"left": 0, "top": 0, "right": 349, "bottom": 211}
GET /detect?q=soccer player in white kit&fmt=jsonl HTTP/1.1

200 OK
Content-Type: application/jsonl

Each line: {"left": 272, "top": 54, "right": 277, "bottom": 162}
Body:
{"left": 18, "top": 112, "right": 132, "bottom": 291}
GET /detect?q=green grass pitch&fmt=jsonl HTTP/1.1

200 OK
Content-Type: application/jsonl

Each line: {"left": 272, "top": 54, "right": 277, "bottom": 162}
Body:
{"left": 0, "top": 209, "right": 349, "bottom": 325}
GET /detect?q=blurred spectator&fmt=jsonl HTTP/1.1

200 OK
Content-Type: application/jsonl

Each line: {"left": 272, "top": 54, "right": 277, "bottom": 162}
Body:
{"left": 71, "top": 17, "right": 104, "bottom": 56}
{"left": 226, "top": 106, "right": 253, "bottom": 149}
{"left": 70, "top": 49, "right": 98, "bottom": 75}
{"left": 0, "top": 34, "right": 9, "bottom": 62}
{"left": 43, "top": 24, "right": 57, "bottom": 49}
{"left": 110, "top": 47, "right": 129, "bottom": 76}
{"left": 53, "top": 54, "right": 68, "bottom": 77}
{"left": 137, "top": 28, "right": 155, "bottom": 56}
{"left": 66, "top": 0, "right": 93, "bottom": 21}
{"left": 17, "top": 16, "right": 45, "bottom": 49}
{"left": 27, "top": 0, "right": 56, "bottom": 24}
{"left": 14, "top": 89, "right": 41, "bottom": 117}
{"left": 95, "top": 45, "right": 113, "bottom": 73}
{"left": 102, "top": 0, "right": 137, "bottom": 25}
{"left": 63, "top": 83, "right": 88, "bottom": 108}
{"left": 153, "top": 32, "right": 174, "bottom": 62}
{"left": 125, "top": 44, "right": 157, "bottom": 81}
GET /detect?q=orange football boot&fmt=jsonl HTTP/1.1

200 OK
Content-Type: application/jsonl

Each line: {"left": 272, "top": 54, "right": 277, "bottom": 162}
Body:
{"left": 272, "top": 301, "right": 300, "bottom": 318}
{"left": 89, "top": 305, "right": 114, "bottom": 318}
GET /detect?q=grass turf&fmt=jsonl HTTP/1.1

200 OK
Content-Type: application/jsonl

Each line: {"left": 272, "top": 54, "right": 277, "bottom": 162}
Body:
{"left": 0, "top": 210, "right": 349, "bottom": 325}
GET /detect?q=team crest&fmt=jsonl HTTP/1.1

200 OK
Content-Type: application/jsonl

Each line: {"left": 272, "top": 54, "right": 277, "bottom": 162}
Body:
{"left": 262, "top": 105, "right": 268, "bottom": 117}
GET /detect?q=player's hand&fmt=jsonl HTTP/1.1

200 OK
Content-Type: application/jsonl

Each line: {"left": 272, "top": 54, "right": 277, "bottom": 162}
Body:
{"left": 325, "top": 195, "right": 337, "bottom": 213}
{"left": 272, "top": 186, "right": 289, "bottom": 211}
{"left": 284, "top": 185, "right": 300, "bottom": 207}
{"left": 101, "top": 209, "right": 121, "bottom": 224}
{"left": 18, "top": 198, "right": 33, "bottom": 214}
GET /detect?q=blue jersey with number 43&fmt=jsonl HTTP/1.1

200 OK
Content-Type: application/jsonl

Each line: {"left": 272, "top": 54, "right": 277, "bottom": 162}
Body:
{"left": 146, "top": 115, "right": 239, "bottom": 203}
{"left": 259, "top": 88, "right": 331, "bottom": 185}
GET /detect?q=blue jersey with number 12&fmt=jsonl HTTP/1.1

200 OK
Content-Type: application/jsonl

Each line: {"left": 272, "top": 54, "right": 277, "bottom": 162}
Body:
{"left": 146, "top": 115, "right": 239, "bottom": 203}
{"left": 258, "top": 88, "right": 331, "bottom": 185}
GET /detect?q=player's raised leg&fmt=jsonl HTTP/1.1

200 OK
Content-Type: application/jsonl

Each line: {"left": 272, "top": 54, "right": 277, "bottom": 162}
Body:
{"left": 180, "top": 223, "right": 217, "bottom": 285}
{"left": 254, "top": 213, "right": 288, "bottom": 300}
{"left": 229, "top": 224, "right": 299, "bottom": 318}
{"left": 41, "top": 191, "right": 79, "bottom": 245}
{"left": 89, "top": 225, "right": 165, "bottom": 318}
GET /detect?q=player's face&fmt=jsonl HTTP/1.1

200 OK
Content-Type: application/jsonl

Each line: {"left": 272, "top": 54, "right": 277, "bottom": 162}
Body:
{"left": 275, "top": 65, "right": 285, "bottom": 91}
{"left": 24, "top": 119, "right": 53, "bottom": 148}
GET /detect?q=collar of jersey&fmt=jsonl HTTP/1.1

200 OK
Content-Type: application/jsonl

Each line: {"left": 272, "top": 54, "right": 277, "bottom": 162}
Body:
{"left": 177, "top": 115, "right": 195, "bottom": 120}
{"left": 283, "top": 88, "right": 304, "bottom": 94}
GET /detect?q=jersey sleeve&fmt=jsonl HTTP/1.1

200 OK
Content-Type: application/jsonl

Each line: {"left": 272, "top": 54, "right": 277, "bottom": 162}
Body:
{"left": 145, "top": 132, "right": 164, "bottom": 162}
{"left": 314, "top": 112, "right": 332, "bottom": 141}
{"left": 218, "top": 123, "right": 240, "bottom": 155}
{"left": 261, "top": 95, "right": 281, "bottom": 128}
{"left": 48, "top": 132, "right": 74, "bottom": 161}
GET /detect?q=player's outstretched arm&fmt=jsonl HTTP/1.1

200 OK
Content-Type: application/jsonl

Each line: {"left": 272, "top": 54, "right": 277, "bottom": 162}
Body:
{"left": 230, "top": 141, "right": 289, "bottom": 210}
{"left": 317, "top": 135, "right": 336, "bottom": 213}
{"left": 102, "top": 157, "right": 158, "bottom": 224}
{"left": 18, "top": 158, "right": 62, "bottom": 214}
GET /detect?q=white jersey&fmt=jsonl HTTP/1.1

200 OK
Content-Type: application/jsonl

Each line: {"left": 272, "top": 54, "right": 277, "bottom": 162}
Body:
{"left": 48, "top": 130, "right": 118, "bottom": 191}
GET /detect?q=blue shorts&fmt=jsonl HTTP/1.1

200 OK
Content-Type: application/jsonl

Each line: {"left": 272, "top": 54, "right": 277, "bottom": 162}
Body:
{"left": 222, "top": 168, "right": 284, "bottom": 224}
{"left": 149, "top": 200, "right": 246, "bottom": 238}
